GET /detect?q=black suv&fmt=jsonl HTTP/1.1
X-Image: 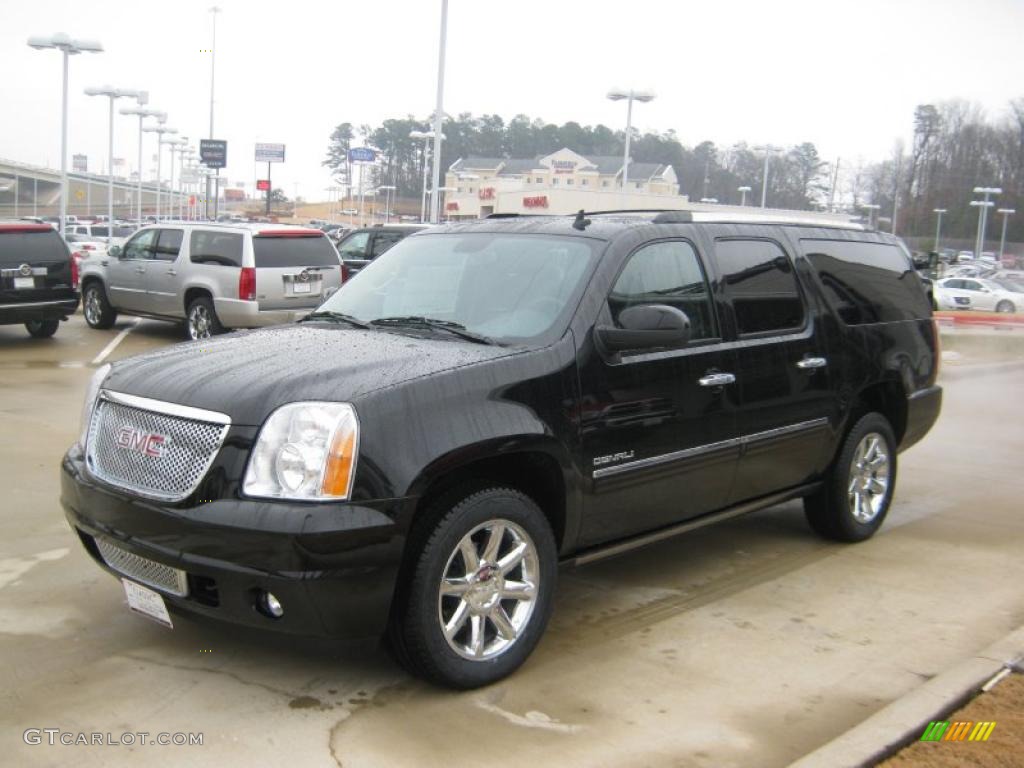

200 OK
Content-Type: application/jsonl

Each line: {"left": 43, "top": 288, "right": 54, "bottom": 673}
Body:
{"left": 1, "top": 222, "right": 79, "bottom": 337}
{"left": 62, "top": 211, "right": 941, "bottom": 688}
{"left": 335, "top": 223, "right": 427, "bottom": 277}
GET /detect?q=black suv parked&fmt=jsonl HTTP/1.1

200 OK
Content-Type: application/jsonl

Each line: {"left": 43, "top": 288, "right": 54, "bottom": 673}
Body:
{"left": 336, "top": 223, "right": 427, "bottom": 277}
{"left": 1, "top": 222, "right": 79, "bottom": 337}
{"left": 62, "top": 211, "right": 941, "bottom": 688}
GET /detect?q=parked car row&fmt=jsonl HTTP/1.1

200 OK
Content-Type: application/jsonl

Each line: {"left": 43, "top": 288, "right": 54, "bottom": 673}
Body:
{"left": 933, "top": 276, "right": 1024, "bottom": 312}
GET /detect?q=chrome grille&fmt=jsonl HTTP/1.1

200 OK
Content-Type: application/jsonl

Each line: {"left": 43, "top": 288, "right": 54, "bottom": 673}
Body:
{"left": 86, "top": 390, "right": 230, "bottom": 502}
{"left": 95, "top": 538, "right": 189, "bottom": 596}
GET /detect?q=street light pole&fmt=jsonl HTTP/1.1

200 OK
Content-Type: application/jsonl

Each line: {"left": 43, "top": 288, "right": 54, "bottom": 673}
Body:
{"left": 997, "top": 208, "right": 1015, "bottom": 262}
{"left": 607, "top": 89, "right": 655, "bottom": 189}
{"left": 429, "top": 0, "right": 448, "bottom": 224}
{"left": 143, "top": 124, "right": 178, "bottom": 220}
{"left": 378, "top": 185, "right": 396, "bottom": 223}
{"left": 972, "top": 186, "right": 1002, "bottom": 257}
{"left": 27, "top": 34, "right": 104, "bottom": 235}
{"left": 120, "top": 99, "right": 162, "bottom": 227}
{"left": 738, "top": 185, "right": 751, "bottom": 206}
{"left": 861, "top": 203, "right": 881, "bottom": 229}
{"left": 85, "top": 86, "right": 141, "bottom": 232}
{"left": 754, "top": 144, "right": 782, "bottom": 208}
{"left": 207, "top": 6, "right": 221, "bottom": 220}
{"left": 933, "top": 208, "right": 946, "bottom": 252}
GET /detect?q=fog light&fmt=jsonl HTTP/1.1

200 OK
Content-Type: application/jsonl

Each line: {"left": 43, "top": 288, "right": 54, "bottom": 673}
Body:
{"left": 258, "top": 591, "right": 284, "bottom": 618}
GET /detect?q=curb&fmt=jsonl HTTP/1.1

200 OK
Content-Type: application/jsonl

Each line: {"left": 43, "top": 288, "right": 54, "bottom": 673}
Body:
{"left": 788, "top": 626, "right": 1024, "bottom": 768}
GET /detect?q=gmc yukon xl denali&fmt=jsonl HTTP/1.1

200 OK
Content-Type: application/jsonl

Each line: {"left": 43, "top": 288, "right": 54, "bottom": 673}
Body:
{"left": 62, "top": 211, "right": 941, "bottom": 688}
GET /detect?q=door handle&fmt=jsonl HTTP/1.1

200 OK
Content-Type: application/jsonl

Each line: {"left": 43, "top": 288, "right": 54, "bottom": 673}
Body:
{"left": 796, "top": 357, "right": 827, "bottom": 370}
{"left": 698, "top": 372, "right": 736, "bottom": 387}
{"left": 166, "top": 269, "right": 177, "bottom": 276}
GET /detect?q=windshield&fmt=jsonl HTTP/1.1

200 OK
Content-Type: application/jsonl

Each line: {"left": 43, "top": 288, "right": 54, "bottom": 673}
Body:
{"left": 316, "top": 232, "right": 600, "bottom": 343}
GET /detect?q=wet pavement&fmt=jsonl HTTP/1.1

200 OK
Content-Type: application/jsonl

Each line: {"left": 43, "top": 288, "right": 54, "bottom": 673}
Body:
{"left": 2, "top": 315, "right": 1023, "bottom": 767}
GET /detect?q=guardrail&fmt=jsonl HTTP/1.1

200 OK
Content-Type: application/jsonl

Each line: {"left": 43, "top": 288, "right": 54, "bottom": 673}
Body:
{"left": 935, "top": 311, "right": 1024, "bottom": 331}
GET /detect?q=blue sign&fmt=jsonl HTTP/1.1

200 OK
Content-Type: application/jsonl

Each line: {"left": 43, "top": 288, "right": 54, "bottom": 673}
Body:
{"left": 348, "top": 147, "right": 377, "bottom": 163}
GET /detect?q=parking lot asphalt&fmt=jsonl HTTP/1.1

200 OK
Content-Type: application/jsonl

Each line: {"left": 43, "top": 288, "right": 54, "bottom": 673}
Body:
{"left": 2, "top": 315, "right": 1023, "bottom": 768}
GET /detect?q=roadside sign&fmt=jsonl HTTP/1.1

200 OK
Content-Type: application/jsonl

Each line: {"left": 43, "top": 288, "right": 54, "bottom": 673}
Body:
{"left": 199, "top": 139, "right": 228, "bottom": 169}
{"left": 72, "top": 154, "right": 88, "bottom": 172}
{"left": 348, "top": 147, "right": 376, "bottom": 163}
{"left": 255, "top": 143, "right": 286, "bottom": 163}
{"left": 256, "top": 179, "right": 270, "bottom": 192}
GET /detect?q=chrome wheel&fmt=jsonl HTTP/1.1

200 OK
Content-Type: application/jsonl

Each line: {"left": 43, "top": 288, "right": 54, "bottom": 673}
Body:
{"left": 437, "top": 518, "right": 539, "bottom": 661}
{"left": 848, "top": 432, "right": 890, "bottom": 523}
{"left": 188, "top": 304, "right": 212, "bottom": 340}
{"left": 84, "top": 288, "right": 102, "bottom": 325}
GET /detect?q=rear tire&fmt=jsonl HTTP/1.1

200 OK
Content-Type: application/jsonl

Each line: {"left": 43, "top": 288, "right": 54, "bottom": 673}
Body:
{"left": 805, "top": 412, "right": 897, "bottom": 542}
{"left": 996, "top": 300, "right": 1015, "bottom": 313}
{"left": 82, "top": 282, "right": 117, "bottom": 329}
{"left": 25, "top": 318, "right": 59, "bottom": 338}
{"left": 388, "top": 486, "right": 557, "bottom": 689}
{"left": 185, "top": 296, "right": 225, "bottom": 340}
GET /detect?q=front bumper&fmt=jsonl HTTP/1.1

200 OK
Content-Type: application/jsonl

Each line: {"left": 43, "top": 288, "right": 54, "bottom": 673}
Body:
{"left": 61, "top": 446, "right": 412, "bottom": 639}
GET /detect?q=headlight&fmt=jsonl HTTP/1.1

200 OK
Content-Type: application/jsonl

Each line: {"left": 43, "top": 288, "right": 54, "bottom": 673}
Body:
{"left": 79, "top": 363, "right": 111, "bottom": 450}
{"left": 243, "top": 402, "right": 359, "bottom": 501}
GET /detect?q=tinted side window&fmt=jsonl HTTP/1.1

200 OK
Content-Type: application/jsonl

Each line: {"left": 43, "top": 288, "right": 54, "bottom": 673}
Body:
{"left": 153, "top": 229, "right": 183, "bottom": 261}
{"left": 92, "top": 226, "right": 109, "bottom": 238}
{"left": 123, "top": 229, "right": 158, "bottom": 260}
{"left": 804, "top": 239, "right": 931, "bottom": 324}
{"left": 190, "top": 231, "right": 243, "bottom": 267}
{"left": 609, "top": 240, "right": 718, "bottom": 341}
{"left": 338, "top": 231, "right": 370, "bottom": 259}
{"left": 370, "top": 231, "right": 405, "bottom": 258}
{"left": 716, "top": 239, "right": 804, "bottom": 335}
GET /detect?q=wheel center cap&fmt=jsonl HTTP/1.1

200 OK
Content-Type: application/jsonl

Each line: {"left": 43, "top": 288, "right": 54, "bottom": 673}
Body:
{"left": 466, "top": 563, "right": 502, "bottom": 612}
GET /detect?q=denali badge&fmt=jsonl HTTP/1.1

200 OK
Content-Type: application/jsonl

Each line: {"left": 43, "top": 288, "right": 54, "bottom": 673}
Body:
{"left": 593, "top": 451, "right": 635, "bottom": 467}
{"left": 115, "top": 426, "right": 170, "bottom": 458}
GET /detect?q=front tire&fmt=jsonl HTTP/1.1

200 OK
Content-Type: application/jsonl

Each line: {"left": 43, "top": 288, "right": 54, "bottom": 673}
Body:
{"left": 388, "top": 486, "right": 557, "bottom": 689}
{"left": 996, "top": 300, "right": 1015, "bottom": 313}
{"left": 185, "top": 296, "right": 225, "bottom": 340}
{"left": 25, "top": 318, "right": 59, "bottom": 338}
{"left": 82, "top": 282, "right": 117, "bottom": 329}
{"left": 805, "top": 412, "right": 897, "bottom": 542}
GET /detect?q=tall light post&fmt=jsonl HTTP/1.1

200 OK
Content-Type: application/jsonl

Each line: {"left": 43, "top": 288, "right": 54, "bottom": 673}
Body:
{"left": 27, "top": 34, "right": 104, "bottom": 234}
{"left": 737, "top": 185, "right": 752, "bottom": 206}
{"left": 997, "top": 208, "right": 1015, "bottom": 261}
{"left": 378, "top": 185, "right": 396, "bottom": 223}
{"left": 753, "top": 144, "right": 782, "bottom": 208}
{"left": 410, "top": 129, "right": 442, "bottom": 222}
{"left": 142, "top": 124, "right": 177, "bottom": 220}
{"left": 932, "top": 208, "right": 947, "bottom": 252}
{"left": 861, "top": 203, "right": 881, "bottom": 228}
{"left": 121, "top": 99, "right": 163, "bottom": 226}
{"left": 607, "top": 88, "right": 655, "bottom": 189}
{"left": 436, "top": 186, "right": 457, "bottom": 222}
{"left": 972, "top": 186, "right": 1002, "bottom": 257}
{"left": 166, "top": 137, "right": 187, "bottom": 220}
{"left": 84, "top": 86, "right": 141, "bottom": 233}
{"left": 428, "top": 0, "right": 449, "bottom": 223}
{"left": 206, "top": 6, "right": 221, "bottom": 219}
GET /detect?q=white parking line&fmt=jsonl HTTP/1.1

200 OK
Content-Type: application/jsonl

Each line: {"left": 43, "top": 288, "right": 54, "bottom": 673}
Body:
{"left": 90, "top": 318, "right": 141, "bottom": 366}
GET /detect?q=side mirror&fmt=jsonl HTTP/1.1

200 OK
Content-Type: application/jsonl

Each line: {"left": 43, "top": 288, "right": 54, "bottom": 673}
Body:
{"left": 108, "top": 245, "right": 123, "bottom": 259}
{"left": 598, "top": 304, "right": 691, "bottom": 353}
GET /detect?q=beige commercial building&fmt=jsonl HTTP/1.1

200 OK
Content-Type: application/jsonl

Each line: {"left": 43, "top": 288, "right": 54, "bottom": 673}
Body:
{"left": 443, "top": 147, "right": 687, "bottom": 219}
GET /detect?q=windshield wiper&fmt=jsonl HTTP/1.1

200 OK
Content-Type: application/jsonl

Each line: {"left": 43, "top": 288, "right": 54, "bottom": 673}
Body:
{"left": 300, "top": 311, "right": 371, "bottom": 328}
{"left": 369, "top": 316, "right": 497, "bottom": 345}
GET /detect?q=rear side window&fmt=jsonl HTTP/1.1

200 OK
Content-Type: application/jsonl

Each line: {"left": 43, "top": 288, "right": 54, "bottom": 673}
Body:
{"left": 716, "top": 239, "right": 804, "bottom": 335}
{"left": 0, "top": 229, "right": 69, "bottom": 265}
{"left": 153, "top": 230, "right": 183, "bottom": 261}
{"left": 190, "top": 231, "right": 243, "bottom": 267}
{"left": 338, "top": 231, "right": 370, "bottom": 259}
{"left": 609, "top": 240, "right": 718, "bottom": 341}
{"left": 253, "top": 235, "right": 339, "bottom": 268}
{"left": 370, "top": 231, "right": 406, "bottom": 258}
{"left": 804, "top": 239, "right": 931, "bottom": 324}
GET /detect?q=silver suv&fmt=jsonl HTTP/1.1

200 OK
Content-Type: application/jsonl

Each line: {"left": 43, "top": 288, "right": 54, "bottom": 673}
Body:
{"left": 79, "top": 223, "right": 343, "bottom": 340}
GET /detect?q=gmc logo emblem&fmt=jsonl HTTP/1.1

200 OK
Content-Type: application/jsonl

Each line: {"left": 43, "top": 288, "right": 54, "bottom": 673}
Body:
{"left": 115, "top": 426, "right": 170, "bottom": 458}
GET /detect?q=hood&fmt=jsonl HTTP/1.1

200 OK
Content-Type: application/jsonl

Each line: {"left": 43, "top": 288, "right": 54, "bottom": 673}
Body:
{"left": 103, "top": 324, "right": 514, "bottom": 425}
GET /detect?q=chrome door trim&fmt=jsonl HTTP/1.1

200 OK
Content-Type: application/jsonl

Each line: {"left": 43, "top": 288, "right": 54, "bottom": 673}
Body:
{"left": 99, "top": 389, "right": 232, "bottom": 426}
{"left": 592, "top": 417, "right": 829, "bottom": 479}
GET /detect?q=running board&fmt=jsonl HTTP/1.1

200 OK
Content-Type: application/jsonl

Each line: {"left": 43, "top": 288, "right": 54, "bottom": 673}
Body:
{"left": 565, "top": 482, "right": 821, "bottom": 567}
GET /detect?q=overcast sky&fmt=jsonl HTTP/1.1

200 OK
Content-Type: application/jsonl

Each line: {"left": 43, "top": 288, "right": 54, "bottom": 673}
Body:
{"left": 2, "top": 0, "right": 1023, "bottom": 201}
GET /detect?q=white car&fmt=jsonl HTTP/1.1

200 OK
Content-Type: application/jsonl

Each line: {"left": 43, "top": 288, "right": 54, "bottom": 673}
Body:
{"left": 934, "top": 277, "right": 1023, "bottom": 313}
